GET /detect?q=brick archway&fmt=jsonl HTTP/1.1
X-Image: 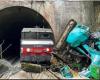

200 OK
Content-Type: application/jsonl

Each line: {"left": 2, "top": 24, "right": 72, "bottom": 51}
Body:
{"left": 0, "top": 1, "right": 56, "bottom": 40}
{"left": 0, "top": 6, "right": 54, "bottom": 59}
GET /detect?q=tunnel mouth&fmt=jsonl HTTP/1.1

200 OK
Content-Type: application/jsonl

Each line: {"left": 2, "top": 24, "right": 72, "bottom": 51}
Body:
{"left": 0, "top": 6, "right": 52, "bottom": 60}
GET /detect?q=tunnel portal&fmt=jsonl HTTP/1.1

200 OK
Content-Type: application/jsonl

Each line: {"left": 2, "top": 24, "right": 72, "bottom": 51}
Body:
{"left": 0, "top": 6, "right": 51, "bottom": 59}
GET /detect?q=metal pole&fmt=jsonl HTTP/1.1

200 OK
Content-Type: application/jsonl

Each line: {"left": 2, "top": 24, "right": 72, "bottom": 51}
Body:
{"left": 0, "top": 41, "right": 12, "bottom": 59}
{"left": 0, "top": 44, "right": 2, "bottom": 59}
{"left": 0, "top": 40, "right": 5, "bottom": 59}
{"left": 2, "top": 44, "right": 12, "bottom": 54}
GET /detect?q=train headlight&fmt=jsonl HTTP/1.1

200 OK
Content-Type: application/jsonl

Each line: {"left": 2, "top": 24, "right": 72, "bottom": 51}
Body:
{"left": 46, "top": 48, "right": 50, "bottom": 52}
{"left": 21, "top": 48, "right": 23, "bottom": 53}
{"left": 26, "top": 48, "right": 31, "bottom": 52}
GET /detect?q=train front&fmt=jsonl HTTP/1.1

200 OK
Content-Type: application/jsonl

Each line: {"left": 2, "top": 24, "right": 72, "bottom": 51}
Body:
{"left": 20, "top": 28, "right": 54, "bottom": 68}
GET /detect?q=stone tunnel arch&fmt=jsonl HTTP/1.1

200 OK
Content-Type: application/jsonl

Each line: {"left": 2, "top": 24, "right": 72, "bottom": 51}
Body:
{"left": 0, "top": 6, "right": 54, "bottom": 60}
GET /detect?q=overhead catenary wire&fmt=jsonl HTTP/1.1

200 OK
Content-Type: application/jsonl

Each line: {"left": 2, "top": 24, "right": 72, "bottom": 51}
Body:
{"left": 0, "top": 43, "right": 12, "bottom": 59}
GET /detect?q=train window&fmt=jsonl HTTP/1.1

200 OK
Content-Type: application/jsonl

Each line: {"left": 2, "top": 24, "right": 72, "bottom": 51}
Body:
{"left": 22, "top": 32, "right": 37, "bottom": 39}
{"left": 38, "top": 32, "right": 52, "bottom": 39}
{"left": 22, "top": 32, "right": 54, "bottom": 40}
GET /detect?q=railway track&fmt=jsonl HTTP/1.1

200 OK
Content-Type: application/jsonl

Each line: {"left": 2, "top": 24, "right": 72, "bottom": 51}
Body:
{"left": 1, "top": 69, "right": 65, "bottom": 79}
{"left": 0, "top": 59, "right": 88, "bottom": 79}
{"left": 0, "top": 58, "right": 65, "bottom": 79}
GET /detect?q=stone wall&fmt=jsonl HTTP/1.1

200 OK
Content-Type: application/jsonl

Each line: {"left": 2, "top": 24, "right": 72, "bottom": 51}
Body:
{"left": 94, "top": 1, "right": 100, "bottom": 31}
{"left": 0, "top": 0, "right": 95, "bottom": 41}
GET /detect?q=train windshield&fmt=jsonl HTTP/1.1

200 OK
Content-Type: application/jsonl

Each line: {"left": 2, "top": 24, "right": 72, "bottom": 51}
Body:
{"left": 22, "top": 32, "right": 54, "bottom": 40}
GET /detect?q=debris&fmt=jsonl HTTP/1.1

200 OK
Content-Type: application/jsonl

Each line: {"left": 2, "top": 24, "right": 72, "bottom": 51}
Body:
{"left": 79, "top": 69, "right": 91, "bottom": 78}
{"left": 55, "top": 19, "right": 77, "bottom": 51}
{"left": 60, "top": 65, "right": 73, "bottom": 78}
{"left": 47, "top": 69, "right": 61, "bottom": 79}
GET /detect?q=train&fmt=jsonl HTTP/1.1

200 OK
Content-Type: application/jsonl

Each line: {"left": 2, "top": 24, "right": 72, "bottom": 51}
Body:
{"left": 20, "top": 27, "right": 54, "bottom": 71}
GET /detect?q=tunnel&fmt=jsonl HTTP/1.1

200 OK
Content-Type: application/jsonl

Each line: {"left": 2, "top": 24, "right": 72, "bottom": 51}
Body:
{"left": 0, "top": 6, "right": 51, "bottom": 60}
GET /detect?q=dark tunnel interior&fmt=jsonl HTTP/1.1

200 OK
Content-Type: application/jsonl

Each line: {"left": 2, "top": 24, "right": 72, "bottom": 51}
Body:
{"left": 0, "top": 6, "right": 51, "bottom": 60}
